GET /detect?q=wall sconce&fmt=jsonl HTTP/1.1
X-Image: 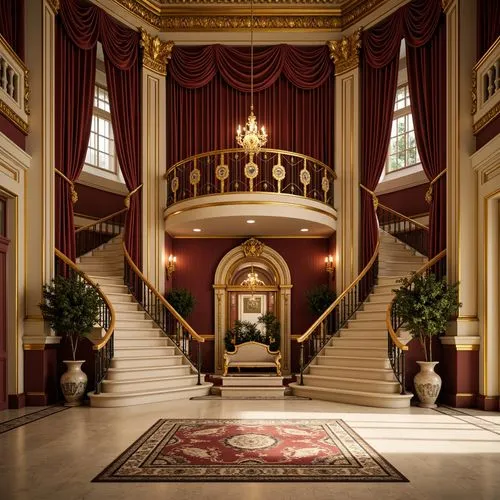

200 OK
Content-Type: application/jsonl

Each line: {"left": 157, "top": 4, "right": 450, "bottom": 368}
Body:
{"left": 325, "top": 255, "right": 334, "bottom": 275}
{"left": 167, "top": 255, "right": 176, "bottom": 280}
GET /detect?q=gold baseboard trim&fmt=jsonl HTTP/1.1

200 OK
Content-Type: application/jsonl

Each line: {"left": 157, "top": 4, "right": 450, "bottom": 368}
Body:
{"left": 443, "top": 344, "right": 480, "bottom": 351}
{"left": 23, "top": 344, "right": 46, "bottom": 351}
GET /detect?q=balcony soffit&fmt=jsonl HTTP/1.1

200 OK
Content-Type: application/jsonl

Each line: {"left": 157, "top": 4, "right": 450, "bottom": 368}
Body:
{"left": 109, "top": 0, "right": 390, "bottom": 32}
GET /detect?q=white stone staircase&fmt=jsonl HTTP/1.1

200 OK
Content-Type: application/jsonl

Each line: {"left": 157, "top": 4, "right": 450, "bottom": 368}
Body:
{"left": 290, "top": 230, "right": 426, "bottom": 408}
{"left": 79, "top": 236, "right": 212, "bottom": 407}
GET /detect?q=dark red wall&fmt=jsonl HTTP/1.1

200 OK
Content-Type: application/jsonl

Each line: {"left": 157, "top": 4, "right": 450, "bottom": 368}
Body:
{"left": 476, "top": 116, "right": 500, "bottom": 150}
{"left": 0, "top": 114, "right": 26, "bottom": 150}
{"left": 168, "top": 237, "right": 330, "bottom": 335}
{"left": 378, "top": 183, "right": 429, "bottom": 217}
{"left": 74, "top": 183, "right": 124, "bottom": 220}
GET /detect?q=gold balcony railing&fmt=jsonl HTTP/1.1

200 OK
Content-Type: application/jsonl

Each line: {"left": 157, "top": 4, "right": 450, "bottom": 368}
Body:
{"left": 165, "top": 148, "right": 336, "bottom": 209}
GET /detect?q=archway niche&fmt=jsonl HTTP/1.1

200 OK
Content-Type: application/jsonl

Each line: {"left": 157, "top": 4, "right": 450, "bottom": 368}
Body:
{"left": 213, "top": 238, "right": 292, "bottom": 375}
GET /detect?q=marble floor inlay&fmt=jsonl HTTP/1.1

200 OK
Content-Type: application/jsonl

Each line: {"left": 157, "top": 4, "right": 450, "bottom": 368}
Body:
{"left": 0, "top": 405, "right": 69, "bottom": 435}
{"left": 1, "top": 399, "right": 500, "bottom": 499}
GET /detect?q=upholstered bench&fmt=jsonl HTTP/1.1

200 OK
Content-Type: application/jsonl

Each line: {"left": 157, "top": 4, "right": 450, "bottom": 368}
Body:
{"left": 223, "top": 341, "right": 281, "bottom": 376}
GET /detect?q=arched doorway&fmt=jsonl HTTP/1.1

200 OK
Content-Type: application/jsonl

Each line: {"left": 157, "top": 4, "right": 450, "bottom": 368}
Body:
{"left": 213, "top": 238, "right": 292, "bottom": 375}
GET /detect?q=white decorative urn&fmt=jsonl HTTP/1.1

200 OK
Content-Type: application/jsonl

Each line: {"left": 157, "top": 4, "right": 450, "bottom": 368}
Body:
{"left": 60, "top": 360, "right": 88, "bottom": 406}
{"left": 414, "top": 361, "right": 442, "bottom": 408}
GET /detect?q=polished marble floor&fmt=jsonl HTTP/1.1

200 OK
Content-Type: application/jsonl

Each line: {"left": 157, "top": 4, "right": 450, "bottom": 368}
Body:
{"left": 1, "top": 399, "right": 500, "bottom": 500}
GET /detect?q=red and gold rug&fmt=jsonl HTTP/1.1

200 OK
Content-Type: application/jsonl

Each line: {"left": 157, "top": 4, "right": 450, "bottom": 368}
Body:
{"left": 93, "top": 419, "right": 408, "bottom": 482}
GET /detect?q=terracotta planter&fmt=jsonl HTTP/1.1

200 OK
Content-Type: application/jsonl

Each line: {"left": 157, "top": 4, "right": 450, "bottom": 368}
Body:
{"left": 414, "top": 361, "right": 441, "bottom": 408}
{"left": 60, "top": 360, "right": 88, "bottom": 406}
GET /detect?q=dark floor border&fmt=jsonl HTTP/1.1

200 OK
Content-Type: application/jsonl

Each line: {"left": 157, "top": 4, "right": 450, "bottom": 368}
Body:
{"left": 0, "top": 406, "right": 70, "bottom": 435}
{"left": 433, "top": 406, "right": 500, "bottom": 437}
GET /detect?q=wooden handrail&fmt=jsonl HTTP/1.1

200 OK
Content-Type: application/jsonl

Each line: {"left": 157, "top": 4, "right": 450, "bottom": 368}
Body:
{"left": 297, "top": 241, "right": 380, "bottom": 343}
{"left": 122, "top": 243, "right": 205, "bottom": 343}
{"left": 165, "top": 147, "right": 337, "bottom": 180}
{"left": 378, "top": 202, "right": 429, "bottom": 231}
{"left": 75, "top": 208, "right": 128, "bottom": 234}
{"left": 386, "top": 249, "right": 447, "bottom": 351}
{"left": 54, "top": 248, "right": 116, "bottom": 351}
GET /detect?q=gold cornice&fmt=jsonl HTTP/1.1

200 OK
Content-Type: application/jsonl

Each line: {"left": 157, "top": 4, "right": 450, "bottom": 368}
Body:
{"left": 0, "top": 101, "right": 29, "bottom": 134}
{"left": 112, "top": 0, "right": 388, "bottom": 32}
{"left": 46, "top": 0, "right": 60, "bottom": 14}
{"left": 140, "top": 28, "right": 174, "bottom": 75}
{"left": 473, "top": 101, "right": 500, "bottom": 134}
{"left": 328, "top": 28, "right": 361, "bottom": 75}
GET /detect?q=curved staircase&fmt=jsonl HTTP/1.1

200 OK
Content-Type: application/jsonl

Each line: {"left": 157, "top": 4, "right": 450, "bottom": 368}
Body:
{"left": 290, "top": 230, "right": 425, "bottom": 408}
{"left": 77, "top": 236, "right": 212, "bottom": 407}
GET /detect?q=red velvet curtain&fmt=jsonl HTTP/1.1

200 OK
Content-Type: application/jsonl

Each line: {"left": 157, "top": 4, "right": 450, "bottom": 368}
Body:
{"left": 360, "top": 10, "right": 404, "bottom": 267}
{"left": 55, "top": 0, "right": 141, "bottom": 264}
{"left": 477, "top": 0, "right": 500, "bottom": 58}
{"left": 406, "top": 0, "right": 447, "bottom": 257}
{"left": 167, "top": 45, "right": 334, "bottom": 168}
{"left": 0, "top": 0, "right": 24, "bottom": 59}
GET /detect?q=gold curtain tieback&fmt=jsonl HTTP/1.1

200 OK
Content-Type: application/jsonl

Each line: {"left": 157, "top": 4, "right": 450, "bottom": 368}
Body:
{"left": 124, "top": 184, "right": 143, "bottom": 208}
{"left": 360, "top": 184, "right": 379, "bottom": 209}
{"left": 425, "top": 169, "right": 447, "bottom": 204}
{"left": 55, "top": 168, "right": 78, "bottom": 204}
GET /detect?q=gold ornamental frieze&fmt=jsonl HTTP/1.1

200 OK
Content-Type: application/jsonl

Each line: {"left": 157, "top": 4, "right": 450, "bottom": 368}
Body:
{"left": 241, "top": 238, "right": 265, "bottom": 258}
{"left": 140, "top": 28, "right": 174, "bottom": 75}
{"left": 112, "top": 0, "right": 389, "bottom": 32}
{"left": 328, "top": 28, "right": 362, "bottom": 75}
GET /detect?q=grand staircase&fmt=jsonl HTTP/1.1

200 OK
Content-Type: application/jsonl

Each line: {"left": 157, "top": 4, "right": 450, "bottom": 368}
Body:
{"left": 290, "top": 230, "right": 426, "bottom": 408}
{"left": 77, "top": 236, "right": 212, "bottom": 407}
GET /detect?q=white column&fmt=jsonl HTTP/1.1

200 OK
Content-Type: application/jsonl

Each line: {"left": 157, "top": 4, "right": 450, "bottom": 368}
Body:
{"left": 140, "top": 31, "right": 172, "bottom": 293}
{"left": 330, "top": 31, "right": 361, "bottom": 293}
{"left": 444, "top": 0, "right": 480, "bottom": 340}
{"left": 23, "top": 0, "right": 58, "bottom": 346}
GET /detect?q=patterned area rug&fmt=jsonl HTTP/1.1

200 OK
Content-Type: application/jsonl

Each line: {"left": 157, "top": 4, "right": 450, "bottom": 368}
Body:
{"left": 0, "top": 406, "right": 69, "bottom": 434}
{"left": 93, "top": 419, "right": 408, "bottom": 482}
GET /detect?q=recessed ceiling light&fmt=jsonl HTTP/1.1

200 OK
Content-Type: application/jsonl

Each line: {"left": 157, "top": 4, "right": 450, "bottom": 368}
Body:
{"left": 246, "top": 219, "right": 256, "bottom": 224}
{"left": 193, "top": 228, "right": 201, "bottom": 232}
{"left": 300, "top": 228, "right": 309, "bottom": 232}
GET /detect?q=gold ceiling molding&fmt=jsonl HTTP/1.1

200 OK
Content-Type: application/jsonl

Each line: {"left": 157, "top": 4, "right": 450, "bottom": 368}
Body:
{"left": 140, "top": 28, "right": 174, "bottom": 74}
{"left": 112, "top": 0, "right": 388, "bottom": 32}
{"left": 46, "top": 0, "right": 60, "bottom": 14}
{"left": 328, "top": 28, "right": 361, "bottom": 75}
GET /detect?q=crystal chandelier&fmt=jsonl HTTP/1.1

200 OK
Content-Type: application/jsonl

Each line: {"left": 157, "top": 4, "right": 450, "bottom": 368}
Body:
{"left": 236, "top": 0, "right": 268, "bottom": 155}
{"left": 241, "top": 265, "right": 265, "bottom": 309}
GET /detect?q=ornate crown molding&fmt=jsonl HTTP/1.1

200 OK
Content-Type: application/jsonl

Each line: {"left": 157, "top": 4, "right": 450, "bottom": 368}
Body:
{"left": 112, "top": 0, "right": 387, "bottom": 32}
{"left": 140, "top": 29, "right": 174, "bottom": 75}
{"left": 241, "top": 238, "right": 265, "bottom": 258}
{"left": 46, "top": 0, "right": 60, "bottom": 14}
{"left": 0, "top": 101, "right": 29, "bottom": 134}
{"left": 328, "top": 28, "right": 362, "bottom": 75}
{"left": 473, "top": 101, "right": 500, "bottom": 135}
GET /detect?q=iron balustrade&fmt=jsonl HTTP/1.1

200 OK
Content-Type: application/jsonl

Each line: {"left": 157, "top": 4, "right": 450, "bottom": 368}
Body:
{"left": 377, "top": 203, "right": 429, "bottom": 257}
{"left": 386, "top": 249, "right": 447, "bottom": 394}
{"left": 75, "top": 208, "right": 127, "bottom": 258}
{"left": 165, "top": 148, "right": 336, "bottom": 209}
{"left": 298, "top": 243, "right": 380, "bottom": 384}
{"left": 123, "top": 244, "right": 204, "bottom": 384}
{"left": 54, "top": 248, "right": 115, "bottom": 394}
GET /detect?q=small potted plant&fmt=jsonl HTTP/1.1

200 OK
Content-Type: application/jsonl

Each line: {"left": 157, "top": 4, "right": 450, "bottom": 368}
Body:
{"left": 39, "top": 275, "right": 100, "bottom": 406}
{"left": 393, "top": 272, "right": 460, "bottom": 407}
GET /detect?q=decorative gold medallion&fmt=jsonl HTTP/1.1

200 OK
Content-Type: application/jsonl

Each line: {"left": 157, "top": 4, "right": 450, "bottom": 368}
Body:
{"left": 300, "top": 168, "right": 311, "bottom": 186}
{"left": 190, "top": 168, "right": 201, "bottom": 185}
{"left": 216, "top": 164, "right": 229, "bottom": 181}
{"left": 272, "top": 164, "right": 286, "bottom": 181}
{"left": 171, "top": 176, "right": 179, "bottom": 192}
{"left": 322, "top": 176, "right": 330, "bottom": 193}
{"left": 244, "top": 160, "right": 259, "bottom": 179}
{"left": 241, "top": 238, "right": 264, "bottom": 258}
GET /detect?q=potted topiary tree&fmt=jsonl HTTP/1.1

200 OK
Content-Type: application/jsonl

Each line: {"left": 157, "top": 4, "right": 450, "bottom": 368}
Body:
{"left": 393, "top": 272, "right": 460, "bottom": 407}
{"left": 306, "top": 284, "right": 336, "bottom": 317}
{"left": 39, "top": 274, "right": 100, "bottom": 406}
{"left": 166, "top": 288, "right": 196, "bottom": 347}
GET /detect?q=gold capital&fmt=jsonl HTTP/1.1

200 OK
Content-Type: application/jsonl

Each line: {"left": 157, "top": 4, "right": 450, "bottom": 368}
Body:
{"left": 328, "top": 28, "right": 362, "bottom": 76}
{"left": 441, "top": 0, "right": 454, "bottom": 12}
{"left": 140, "top": 28, "right": 174, "bottom": 75}
{"left": 46, "top": 0, "right": 60, "bottom": 14}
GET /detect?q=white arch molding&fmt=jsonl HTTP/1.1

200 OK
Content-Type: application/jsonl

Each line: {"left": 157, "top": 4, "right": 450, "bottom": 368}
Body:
{"left": 213, "top": 239, "right": 292, "bottom": 375}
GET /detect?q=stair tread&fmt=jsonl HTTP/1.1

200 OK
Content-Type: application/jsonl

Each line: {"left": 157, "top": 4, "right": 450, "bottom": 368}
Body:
{"left": 320, "top": 354, "right": 388, "bottom": 361}
{"left": 102, "top": 374, "right": 196, "bottom": 385}
{"left": 311, "top": 365, "right": 394, "bottom": 374}
{"left": 112, "top": 354, "right": 182, "bottom": 360}
{"left": 289, "top": 383, "right": 412, "bottom": 399}
{"left": 108, "top": 365, "right": 188, "bottom": 373}
{"left": 303, "top": 374, "right": 399, "bottom": 386}
{"left": 90, "top": 383, "right": 212, "bottom": 398}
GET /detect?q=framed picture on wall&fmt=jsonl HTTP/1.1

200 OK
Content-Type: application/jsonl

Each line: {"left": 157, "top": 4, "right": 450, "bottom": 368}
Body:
{"left": 243, "top": 297, "right": 262, "bottom": 314}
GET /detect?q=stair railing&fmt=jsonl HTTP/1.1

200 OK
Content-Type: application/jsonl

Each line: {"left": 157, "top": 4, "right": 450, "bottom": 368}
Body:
{"left": 377, "top": 203, "right": 429, "bottom": 257}
{"left": 123, "top": 243, "right": 205, "bottom": 384}
{"left": 75, "top": 208, "right": 127, "bottom": 258}
{"left": 386, "top": 249, "right": 447, "bottom": 394}
{"left": 54, "top": 248, "right": 116, "bottom": 394}
{"left": 297, "top": 242, "right": 380, "bottom": 384}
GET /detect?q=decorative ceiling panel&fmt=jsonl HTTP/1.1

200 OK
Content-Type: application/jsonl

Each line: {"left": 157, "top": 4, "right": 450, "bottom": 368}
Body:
{"left": 111, "top": 0, "right": 389, "bottom": 31}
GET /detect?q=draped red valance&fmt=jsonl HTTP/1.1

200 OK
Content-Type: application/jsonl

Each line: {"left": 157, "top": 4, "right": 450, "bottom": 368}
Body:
{"left": 168, "top": 44, "right": 333, "bottom": 91}
{"left": 59, "top": 0, "right": 139, "bottom": 69}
